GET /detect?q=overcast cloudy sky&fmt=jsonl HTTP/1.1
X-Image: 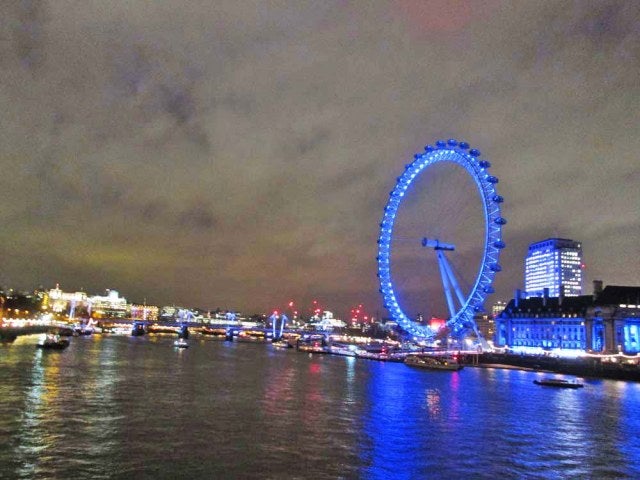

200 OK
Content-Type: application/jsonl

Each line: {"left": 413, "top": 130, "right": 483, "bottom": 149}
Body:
{"left": 1, "top": 0, "right": 638, "bottom": 318}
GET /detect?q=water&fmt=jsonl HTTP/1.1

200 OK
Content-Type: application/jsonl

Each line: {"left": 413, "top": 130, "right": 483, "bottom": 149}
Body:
{"left": 1, "top": 335, "right": 640, "bottom": 479}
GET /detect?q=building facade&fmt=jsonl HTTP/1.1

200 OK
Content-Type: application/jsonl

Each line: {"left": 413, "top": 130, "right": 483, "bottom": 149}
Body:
{"left": 495, "top": 284, "right": 640, "bottom": 355}
{"left": 474, "top": 313, "right": 495, "bottom": 341}
{"left": 89, "top": 290, "right": 128, "bottom": 319}
{"left": 585, "top": 285, "right": 640, "bottom": 354}
{"left": 48, "top": 284, "right": 88, "bottom": 314}
{"left": 525, "top": 238, "right": 583, "bottom": 298}
{"left": 129, "top": 304, "right": 159, "bottom": 321}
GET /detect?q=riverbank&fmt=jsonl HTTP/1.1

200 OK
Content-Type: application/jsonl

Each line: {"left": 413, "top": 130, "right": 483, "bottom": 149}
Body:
{"left": 474, "top": 352, "right": 640, "bottom": 382}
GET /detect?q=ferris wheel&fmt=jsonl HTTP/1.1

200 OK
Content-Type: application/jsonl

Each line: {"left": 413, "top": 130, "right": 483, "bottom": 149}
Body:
{"left": 377, "top": 139, "right": 506, "bottom": 340}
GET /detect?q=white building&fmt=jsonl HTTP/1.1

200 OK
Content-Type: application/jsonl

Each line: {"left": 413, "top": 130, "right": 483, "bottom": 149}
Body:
{"left": 89, "top": 289, "right": 128, "bottom": 318}
{"left": 310, "top": 311, "right": 347, "bottom": 330}
{"left": 525, "top": 238, "right": 583, "bottom": 298}
{"left": 48, "top": 284, "right": 88, "bottom": 313}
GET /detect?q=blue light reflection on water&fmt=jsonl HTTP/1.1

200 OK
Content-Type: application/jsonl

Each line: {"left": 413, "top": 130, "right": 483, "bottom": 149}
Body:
{"left": 1, "top": 336, "right": 640, "bottom": 479}
{"left": 359, "top": 364, "right": 640, "bottom": 479}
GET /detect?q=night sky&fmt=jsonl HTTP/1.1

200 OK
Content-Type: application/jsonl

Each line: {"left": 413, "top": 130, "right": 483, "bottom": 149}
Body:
{"left": 1, "top": 1, "right": 638, "bottom": 318}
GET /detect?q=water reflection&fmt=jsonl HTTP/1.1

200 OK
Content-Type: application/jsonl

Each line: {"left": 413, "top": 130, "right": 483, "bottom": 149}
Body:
{"left": 424, "top": 388, "right": 441, "bottom": 419}
{"left": 2, "top": 337, "right": 640, "bottom": 479}
{"left": 344, "top": 356, "right": 357, "bottom": 405}
{"left": 361, "top": 363, "right": 429, "bottom": 479}
{"left": 15, "top": 348, "right": 49, "bottom": 478}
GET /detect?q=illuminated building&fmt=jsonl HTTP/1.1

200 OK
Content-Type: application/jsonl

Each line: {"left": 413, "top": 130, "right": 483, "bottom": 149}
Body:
{"left": 308, "top": 311, "right": 346, "bottom": 330}
{"left": 474, "top": 313, "right": 494, "bottom": 340}
{"left": 129, "top": 304, "right": 159, "bottom": 321}
{"left": 89, "top": 289, "right": 127, "bottom": 319}
{"left": 495, "top": 283, "right": 640, "bottom": 354}
{"left": 586, "top": 284, "right": 640, "bottom": 353}
{"left": 525, "top": 238, "right": 583, "bottom": 298}
{"left": 48, "top": 284, "right": 88, "bottom": 313}
{"left": 491, "top": 301, "right": 507, "bottom": 318}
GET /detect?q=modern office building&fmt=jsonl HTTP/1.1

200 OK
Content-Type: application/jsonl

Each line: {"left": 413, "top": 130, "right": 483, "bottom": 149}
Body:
{"left": 89, "top": 289, "right": 128, "bottom": 319}
{"left": 524, "top": 238, "right": 583, "bottom": 298}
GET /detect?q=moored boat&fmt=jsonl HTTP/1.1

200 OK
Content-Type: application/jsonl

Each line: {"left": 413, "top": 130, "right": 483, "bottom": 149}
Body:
{"left": 297, "top": 343, "right": 328, "bottom": 353}
{"left": 327, "top": 343, "right": 357, "bottom": 357}
{"left": 404, "top": 354, "right": 463, "bottom": 371}
{"left": 297, "top": 334, "right": 328, "bottom": 353}
{"left": 236, "top": 330, "right": 271, "bottom": 343}
{"left": 272, "top": 339, "right": 294, "bottom": 349}
{"left": 200, "top": 327, "right": 228, "bottom": 338}
{"left": 533, "top": 378, "right": 583, "bottom": 389}
{"left": 355, "top": 343, "right": 405, "bottom": 362}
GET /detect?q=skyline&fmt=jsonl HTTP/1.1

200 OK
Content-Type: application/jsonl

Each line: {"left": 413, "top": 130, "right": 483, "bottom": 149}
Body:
{"left": 1, "top": 1, "right": 639, "bottom": 319}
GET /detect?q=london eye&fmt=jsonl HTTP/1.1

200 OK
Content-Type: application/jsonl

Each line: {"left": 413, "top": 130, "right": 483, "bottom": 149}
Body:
{"left": 377, "top": 139, "right": 505, "bottom": 341}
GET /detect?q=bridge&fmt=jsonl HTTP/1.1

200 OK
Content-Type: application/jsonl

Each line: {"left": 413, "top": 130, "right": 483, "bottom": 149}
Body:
{"left": 1, "top": 317, "right": 322, "bottom": 342}
{"left": 0, "top": 320, "right": 73, "bottom": 342}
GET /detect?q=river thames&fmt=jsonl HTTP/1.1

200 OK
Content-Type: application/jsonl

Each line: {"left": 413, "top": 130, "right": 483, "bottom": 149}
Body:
{"left": 1, "top": 335, "right": 640, "bottom": 479}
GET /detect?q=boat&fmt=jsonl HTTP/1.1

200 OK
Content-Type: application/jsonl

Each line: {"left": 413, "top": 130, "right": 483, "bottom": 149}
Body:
{"left": 404, "top": 354, "right": 463, "bottom": 371}
{"left": 533, "top": 378, "right": 583, "bottom": 389}
{"left": 355, "top": 344, "right": 405, "bottom": 362}
{"left": 200, "top": 326, "right": 228, "bottom": 338}
{"left": 174, "top": 338, "right": 189, "bottom": 349}
{"left": 73, "top": 323, "right": 94, "bottom": 336}
{"left": 297, "top": 334, "right": 328, "bottom": 353}
{"left": 37, "top": 334, "right": 70, "bottom": 351}
{"left": 297, "top": 342, "right": 328, "bottom": 353}
{"left": 236, "top": 330, "right": 271, "bottom": 343}
{"left": 131, "top": 321, "right": 146, "bottom": 336}
{"left": 327, "top": 343, "right": 357, "bottom": 357}
{"left": 272, "top": 339, "right": 293, "bottom": 349}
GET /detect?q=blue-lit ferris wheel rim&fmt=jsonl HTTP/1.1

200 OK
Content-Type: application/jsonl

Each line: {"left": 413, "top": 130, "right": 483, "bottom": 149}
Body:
{"left": 377, "top": 139, "right": 505, "bottom": 339}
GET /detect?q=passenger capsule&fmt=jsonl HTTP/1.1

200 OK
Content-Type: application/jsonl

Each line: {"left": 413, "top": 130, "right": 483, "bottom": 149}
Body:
{"left": 469, "top": 148, "right": 481, "bottom": 157}
{"left": 492, "top": 195, "right": 504, "bottom": 203}
{"left": 459, "top": 142, "right": 470, "bottom": 149}
{"left": 479, "top": 160, "right": 491, "bottom": 168}
{"left": 495, "top": 217, "right": 507, "bottom": 225}
{"left": 447, "top": 138, "right": 458, "bottom": 146}
{"left": 436, "top": 140, "right": 447, "bottom": 148}
{"left": 486, "top": 175, "right": 499, "bottom": 184}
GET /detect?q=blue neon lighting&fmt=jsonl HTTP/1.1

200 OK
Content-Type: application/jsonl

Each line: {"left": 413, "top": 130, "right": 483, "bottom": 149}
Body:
{"left": 376, "top": 138, "right": 505, "bottom": 339}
